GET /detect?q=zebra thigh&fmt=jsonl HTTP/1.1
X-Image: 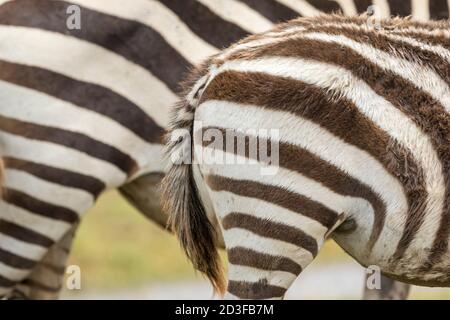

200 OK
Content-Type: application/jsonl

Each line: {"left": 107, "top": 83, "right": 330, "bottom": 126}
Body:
{"left": 203, "top": 169, "right": 343, "bottom": 299}
{"left": 119, "top": 172, "right": 168, "bottom": 229}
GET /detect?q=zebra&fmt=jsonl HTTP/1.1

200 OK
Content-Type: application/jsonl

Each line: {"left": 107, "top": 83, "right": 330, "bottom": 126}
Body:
{"left": 0, "top": 0, "right": 447, "bottom": 299}
{"left": 163, "top": 14, "right": 450, "bottom": 299}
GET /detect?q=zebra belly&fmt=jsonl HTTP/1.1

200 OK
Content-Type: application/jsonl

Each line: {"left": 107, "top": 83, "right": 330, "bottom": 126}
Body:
{"left": 331, "top": 176, "right": 450, "bottom": 287}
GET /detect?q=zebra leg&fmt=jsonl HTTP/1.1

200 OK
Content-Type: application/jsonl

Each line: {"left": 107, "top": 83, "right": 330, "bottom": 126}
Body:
{"left": 7, "top": 172, "right": 169, "bottom": 299}
{"left": 7, "top": 225, "right": 77, "bottom": 300}
{"left": 10, "top": 172, "right": 169, "bottom": 300}
{"left": 0, "top": 160, "right": 95, "bottom": 298}
{"left": 118, "top": 172, "right": 167, "bottom": 229}
{"left": 5, "top": 172, "right": 171, "bottom": 300}
{"left": 221, "top": 208, "right": 331, "bottom": 300}
{"left": 204, "top": 173, "right": 343, "bottom": 300}
{"left": 362, "top": 274, "right": 411, "bottom": 300}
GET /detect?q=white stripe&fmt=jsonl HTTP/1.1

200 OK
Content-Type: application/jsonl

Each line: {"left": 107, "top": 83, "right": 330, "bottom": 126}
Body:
{"left": 372, "top": 0, "right": 391, "bottom": 18}
{"left": 0, "top": 80, "right": 166, "bottom": 177}
{"left": 0, "top": 26, "right": 174, "bottom": 128}
{"left": 212, "top": 56, "right": 445, "bottom": 263}
{"left": 299, "top": 32, "right": 450, "bottom": 113}
{"left": 224, "top": 228, "right": 314, "bottom": 269}
{"left": 275, "top": 0, "right": 321, "bottom": 17}
{"left": 0, "top": 131, "right": 126, "bottom": 187}
{"left": 196, "top": 0, "right": 273, "bottom": 34}
{"left": 0, "top": 0, "right": 12, "bottom": 6}
{"left": 0, "top": 261, "right": 28, "bottom": 281}
{"left": 0, "top": 201, "right": 70, "bottom": 241}
{"left": 64, "top": 0, "right": 218, "bottom": 62}
{"left": 412, "top": 0, "right": 430, "bottom": 21}
{"left": 228, "top": 264, "right": 297, "bottom": 289}
{"left": 197, "top": 98, "right": 408, "bottom": 262}
{"left": 333, "top": 0, "right": 357, "bottom": 15}
{"left": 4, "top": 169, "right": 93, "bottom": 215}
{"left": 0, "top": 233, "right": 47, "bottom": 260}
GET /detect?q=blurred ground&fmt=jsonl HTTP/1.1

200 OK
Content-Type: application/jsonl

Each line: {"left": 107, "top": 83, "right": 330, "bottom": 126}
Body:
{"left": 62, "top": 191, "right": 450, "bottom": 300}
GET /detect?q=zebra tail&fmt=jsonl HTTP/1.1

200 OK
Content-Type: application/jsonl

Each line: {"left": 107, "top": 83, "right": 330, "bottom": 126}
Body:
{"left": 162, "top": 67, "right": 225, "bottom": 296}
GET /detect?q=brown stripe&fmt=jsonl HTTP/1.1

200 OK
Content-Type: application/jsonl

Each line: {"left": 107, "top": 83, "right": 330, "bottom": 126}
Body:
{"left": 202, "top": 71, "right": 427, "bottom": 253}
{"left": 307, "top": 0, "right": 342, "bottom": 13}
{"left": 4, "top": 157, "right": 105, "bottom": 198}
{"left": 223, "top": 212, "right": 318, "bottom": 256}
{"left": 0, "top": 114, "right": 138, "bottom": 176}
{"left": 228, "top": 247, "right": 302, "bottom": 275}
{"left": 0, "top": 220, "right": 54, "bottom": 248}
{"left": 3, "top": 188, "right": 79, "bottom": 224}
{"left": 354, "top": 0, "right": 373, "bottom": 13}
{"left": 387, "top": 0, "right": 411, "bottom": 16}
{"left": 235, "top": 0, "right": 299, "bottom": 23}
{"left": 207, "top": 174, "right": 338, "bottom": 230}
{"left": 158, "top": 0, "right": 249, "bottom": 49}
{"left": 0, "top": 0, "right": 190, "bottom": 93}
{"left": 227, "top": 279, "right": 286, "bottom": 299}
{"left": 0, "top": 60, "right": 165, "bottom": 145}
{"left": 0, "top": 247, "right": 36, "bottom": 269}
{"left": 0, "top": 274, "right": 15, "bottom": 287}
{"left": 430, "top": 0, "right": 449, "bottom": 19}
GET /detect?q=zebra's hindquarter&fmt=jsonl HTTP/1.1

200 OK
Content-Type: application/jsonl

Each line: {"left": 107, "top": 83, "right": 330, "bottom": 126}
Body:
{"left": 193, "top": 100, "right": 351, "bottom": 298}
{"left": 185, "top": 19, "right": 450, "bottom": 293}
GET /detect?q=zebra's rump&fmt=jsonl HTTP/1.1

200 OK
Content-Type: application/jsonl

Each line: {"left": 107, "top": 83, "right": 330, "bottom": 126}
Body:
{"left": 183, "top": 15, "right": 450, "bottom": 287}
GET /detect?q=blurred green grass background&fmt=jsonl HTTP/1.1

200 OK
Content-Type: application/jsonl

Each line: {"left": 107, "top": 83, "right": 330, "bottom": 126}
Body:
{"left": 68, "top": 190, "right": 196, "bottom": 289}
{"left": 67, "top": 190, "right": 450, "bottom": 299}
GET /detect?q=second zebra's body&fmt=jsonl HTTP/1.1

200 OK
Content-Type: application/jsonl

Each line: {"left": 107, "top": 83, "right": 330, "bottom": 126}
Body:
{"left": 1, "top": 0, "right": 447, "bottom": 299}
{"left": 164, "top": 15, "right": 450, "bottom": 298}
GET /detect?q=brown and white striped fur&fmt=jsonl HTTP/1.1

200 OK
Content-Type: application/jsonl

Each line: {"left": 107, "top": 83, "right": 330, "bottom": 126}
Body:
{"left": 2, "top": 0, "right": 434, "bottom": 299}
{"left": 163, "top": 14, "right": 450, "bottom": 299}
